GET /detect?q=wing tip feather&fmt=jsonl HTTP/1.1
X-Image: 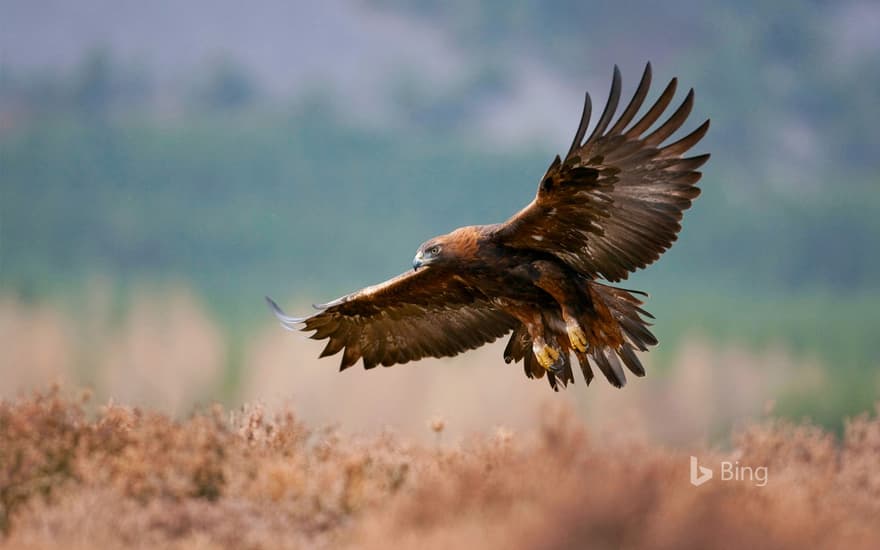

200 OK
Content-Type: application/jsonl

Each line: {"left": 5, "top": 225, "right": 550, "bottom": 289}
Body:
{"left": 265, "top": 296, "right": 307, "bottom": 327}
{"left": 566, "top": 91, "right": 593, "bottom": 157}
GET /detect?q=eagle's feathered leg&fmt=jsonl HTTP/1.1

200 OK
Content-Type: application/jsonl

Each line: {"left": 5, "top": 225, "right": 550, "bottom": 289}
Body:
{"left": 530, "top": 260, "right": 591, "bottom": 354}
{"left": 503, "top": 304, "right": 565, "bottom": 375}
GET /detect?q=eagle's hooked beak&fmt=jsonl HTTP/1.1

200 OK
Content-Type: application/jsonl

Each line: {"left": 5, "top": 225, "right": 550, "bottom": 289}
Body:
{"left": 412, "top": 252, "right": 424, "bottom": 271}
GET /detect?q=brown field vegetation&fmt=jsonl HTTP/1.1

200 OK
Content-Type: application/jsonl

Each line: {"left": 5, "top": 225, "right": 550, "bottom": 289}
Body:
{"left": 2, "top": 386, "right": 880, "bottom": 549}
{"left": 3, "top": 288, "right": 880, "bottom": 547}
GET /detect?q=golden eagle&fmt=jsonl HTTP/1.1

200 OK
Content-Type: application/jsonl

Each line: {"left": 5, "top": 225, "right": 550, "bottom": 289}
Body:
{"left": 267, "top": 64, "right": 709, "bottom": 390}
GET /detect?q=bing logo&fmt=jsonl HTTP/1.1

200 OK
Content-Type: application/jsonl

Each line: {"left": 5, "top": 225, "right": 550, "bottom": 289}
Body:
{"left": 689, "top": 456, "right": 768, "bottom": 487}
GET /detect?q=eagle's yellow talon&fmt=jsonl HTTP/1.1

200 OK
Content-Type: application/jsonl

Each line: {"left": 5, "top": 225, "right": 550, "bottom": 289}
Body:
{"left": 567, "top": 323, "right": 588, "bottom": 353}
{"left": 534, "top": 344, "right": 560, "bottom": 370}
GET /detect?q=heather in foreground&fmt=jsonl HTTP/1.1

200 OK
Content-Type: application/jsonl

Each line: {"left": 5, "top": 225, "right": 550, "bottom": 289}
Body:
{"left": 2, "top": 388, "right": 879, "bottom": 549}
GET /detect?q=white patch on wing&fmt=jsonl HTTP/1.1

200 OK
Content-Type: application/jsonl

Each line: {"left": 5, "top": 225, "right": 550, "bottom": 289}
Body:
{"left": 531, "top": 235, "right": 544, "bottom": 241}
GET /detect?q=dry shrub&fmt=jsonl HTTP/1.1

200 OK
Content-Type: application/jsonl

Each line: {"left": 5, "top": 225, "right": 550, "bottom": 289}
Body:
{"left": 0, "top": 386, "right": 84, "bottom": 534}
{"left": 2, "top": 387, "right": 880, "bottom": 549}
{"left": 0, "top": 387, "right": 415, "bottom": 549}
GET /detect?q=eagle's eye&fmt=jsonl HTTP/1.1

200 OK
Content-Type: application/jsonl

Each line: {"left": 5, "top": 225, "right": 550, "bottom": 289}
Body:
{"left": 430, "top": 246, "right": 441, "bottom": 256}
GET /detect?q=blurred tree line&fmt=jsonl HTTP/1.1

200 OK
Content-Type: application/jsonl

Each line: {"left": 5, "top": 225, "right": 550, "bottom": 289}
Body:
{"left": 0, "top": 48, "right": 260, "bottom": 121}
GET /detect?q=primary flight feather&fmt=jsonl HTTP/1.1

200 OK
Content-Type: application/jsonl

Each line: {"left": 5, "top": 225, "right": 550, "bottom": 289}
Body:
{"left": 267, "top": 63, "right": 710, "bottom": 390}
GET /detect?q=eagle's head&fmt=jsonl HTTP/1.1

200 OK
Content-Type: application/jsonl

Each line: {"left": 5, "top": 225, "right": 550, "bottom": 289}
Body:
{"left": 413, "top": 227, "right": 480, "bottom": 271}
{"left": 412, "top": 238, "right": 445, "bottom": 271}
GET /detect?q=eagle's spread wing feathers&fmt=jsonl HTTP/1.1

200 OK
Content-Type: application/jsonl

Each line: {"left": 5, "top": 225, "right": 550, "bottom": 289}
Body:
{"left": 496, "top": 63, "right": 710, "bottom": 282}
{"left": 267, "top": 268, "right": 518, "bottom": 370}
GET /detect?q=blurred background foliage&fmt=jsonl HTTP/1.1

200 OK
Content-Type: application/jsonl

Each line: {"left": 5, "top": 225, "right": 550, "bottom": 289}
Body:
{"left": 1, "top": 0, "right": 878, "bottom": 431}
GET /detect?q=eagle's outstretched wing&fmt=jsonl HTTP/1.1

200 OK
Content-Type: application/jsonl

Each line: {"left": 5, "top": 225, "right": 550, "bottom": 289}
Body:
{"left": 495, "top": 63, "right": 710, "bottom": 282}
{"left": 266, "top": 268, "right": 518, "bottom": 370}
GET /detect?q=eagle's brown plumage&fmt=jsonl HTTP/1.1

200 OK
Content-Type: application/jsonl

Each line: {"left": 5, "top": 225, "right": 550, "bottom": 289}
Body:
{"left": 267, "top": 63, "right": 709, "bottom": 390}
